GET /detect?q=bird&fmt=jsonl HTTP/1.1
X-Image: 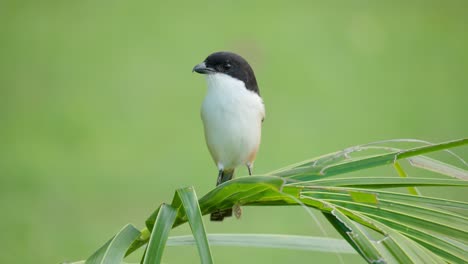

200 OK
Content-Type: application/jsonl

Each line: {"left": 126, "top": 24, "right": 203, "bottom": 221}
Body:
{"left": 193, "top": 51, "right": 265, "bottom": 221}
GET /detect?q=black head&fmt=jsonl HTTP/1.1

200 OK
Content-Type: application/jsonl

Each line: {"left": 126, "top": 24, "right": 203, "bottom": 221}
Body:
{"left": 193, "top": 51, "right": 260, "bottom": 95}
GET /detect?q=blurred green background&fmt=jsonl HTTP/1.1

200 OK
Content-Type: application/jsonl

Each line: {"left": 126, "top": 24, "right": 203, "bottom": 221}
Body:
{"left": 1, "top": 1, "right": 467, "bottom": 263}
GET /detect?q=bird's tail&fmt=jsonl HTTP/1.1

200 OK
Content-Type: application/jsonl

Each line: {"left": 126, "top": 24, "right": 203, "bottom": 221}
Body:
{"left": 210, "top": 169, "right": 234, "bottom": 221}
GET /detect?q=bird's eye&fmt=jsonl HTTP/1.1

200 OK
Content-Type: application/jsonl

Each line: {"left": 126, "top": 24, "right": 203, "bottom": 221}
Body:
{"left": 224, "top": 63, "right": 231, "bottom": 70}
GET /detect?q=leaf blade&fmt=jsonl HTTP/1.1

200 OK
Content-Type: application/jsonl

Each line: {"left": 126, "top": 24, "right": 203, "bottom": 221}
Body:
{"left": 142, "top": 204, "right": 178, "bottom": 264}
{"left": 85, "top": 224, "right": 140, "bottom": 264}
{"left": 177, "top": 187, "right": 213, "bottom": 264}
{"left": 166, "top": 234, "right": 356, "bottom": 253}
{"left": 297, "top": 177, "right": 468, "bottom": 188}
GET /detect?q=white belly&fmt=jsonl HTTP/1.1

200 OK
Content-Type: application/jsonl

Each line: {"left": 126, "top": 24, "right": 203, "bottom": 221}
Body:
{"left": 201, "top": 73, "right": 265, "bottom": 170}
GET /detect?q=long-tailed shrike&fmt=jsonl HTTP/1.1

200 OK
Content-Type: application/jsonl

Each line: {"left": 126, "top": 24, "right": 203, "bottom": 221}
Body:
{"left": 193, "top": 51, "right": 265, "bottom": 221}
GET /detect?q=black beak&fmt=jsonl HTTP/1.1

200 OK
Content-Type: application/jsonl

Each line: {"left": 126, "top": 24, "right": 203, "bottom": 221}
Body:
{"left": 192, "top": 62, "right": 214, "bottom": 74}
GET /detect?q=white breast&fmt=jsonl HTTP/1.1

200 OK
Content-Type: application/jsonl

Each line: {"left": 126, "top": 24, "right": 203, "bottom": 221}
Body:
{"left": 201, "top": 73, "right": 265, "bottom": 171}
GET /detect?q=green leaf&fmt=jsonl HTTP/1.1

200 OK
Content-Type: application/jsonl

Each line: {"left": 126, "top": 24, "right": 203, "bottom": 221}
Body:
{"left": 297, "top": 177, "right": 468, "bottom": 188}
{"left": 302, "top": 188, "right": 468, "bottom": 238}
{"left": 142, "top": 204, "right": 177, "bottom": 264}
{"left": 368, "top": 215, "right": 467, "bottom": 263}
{"left": 198, "top": 176, "right": 288, "bottom": 214}
{"left": 409, "top": 156, "right": 468, "bottom": 180}
{"left": 303, "top": 186, "right": 468, "bottom": 212}
{"left": 374, "top": 222, "right": 446, "bottom": 263}
{"left": 393, "top": 161, "right": 420, "bottom": 195}
{"left": 176, "top": 187, "right": 213, "bottom": 264}
{"left": 327, "top": 200, "right": 467, "bottom": 240}
{"left": 81, "top": 138, "right": 468, "bottom": 264}
{"left": 274, "top": 138, "right": 467, "bottom": 180}
{"left": 166, "top": 234, "right": 356, "bottom": 254}
{"left": 324, "top": 208, "right": 385, "bottom": 263}
{"left": 330, "top": 206, "right": 447, "bottom": 263}
{"left": 349, "top": 191, "right": 378, "bottom": 204}
{"left": 85, "top": 224, "right": 140, "bottom": 264}
{"left": 302, "top": 187, "right": 468, "bottom": 262}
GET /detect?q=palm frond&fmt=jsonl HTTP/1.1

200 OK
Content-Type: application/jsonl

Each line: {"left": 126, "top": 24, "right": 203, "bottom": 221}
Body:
{"left": 75, "top": 138, "right": 468, "bottom": 264}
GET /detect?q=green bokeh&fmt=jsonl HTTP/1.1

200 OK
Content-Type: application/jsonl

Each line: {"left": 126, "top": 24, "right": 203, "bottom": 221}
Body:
{"left": 0, "top": 1, "right": 467, "bottom": 263}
